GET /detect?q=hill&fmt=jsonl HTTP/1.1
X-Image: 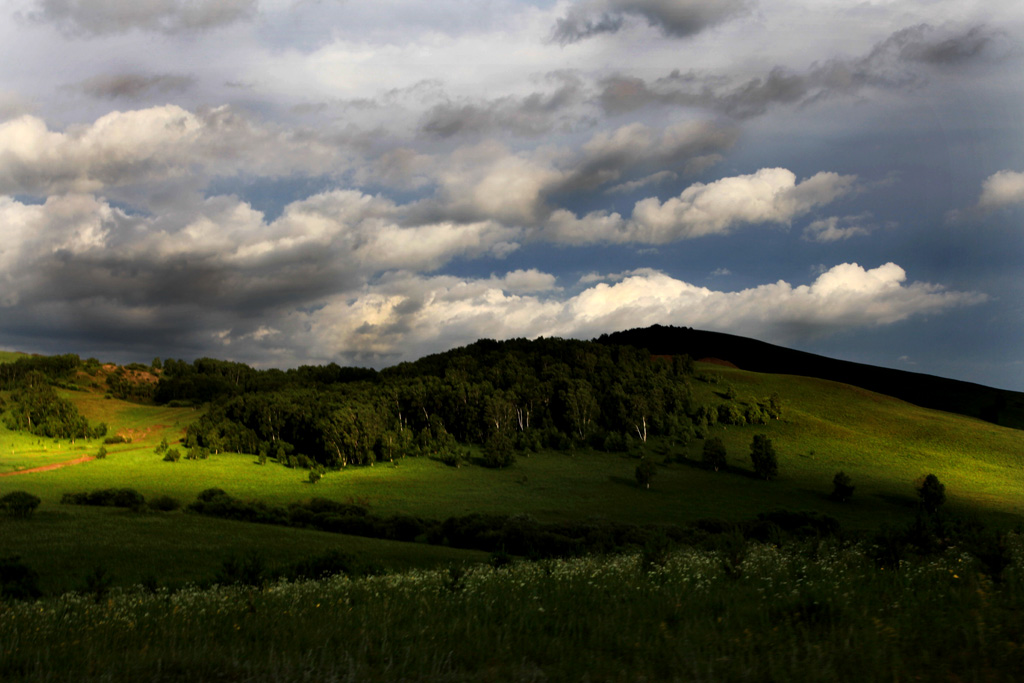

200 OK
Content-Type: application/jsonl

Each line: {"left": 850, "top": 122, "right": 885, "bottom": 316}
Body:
{"left": 599, "top": 325, "right": 1024, "bottom": 430}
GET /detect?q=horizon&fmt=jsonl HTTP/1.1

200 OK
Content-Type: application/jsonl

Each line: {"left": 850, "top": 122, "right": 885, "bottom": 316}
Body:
{"left": 0, "top": 1, "right": 1022, "bottom": 390}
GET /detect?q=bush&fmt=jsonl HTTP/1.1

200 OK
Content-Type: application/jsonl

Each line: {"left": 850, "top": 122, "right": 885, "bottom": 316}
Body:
{"left": 482, "top": 431, "right": 516, "bottom": 468}
{"left": 0, "top": 491, "right": 41, "bottom": 519}
{"left": 283, "top": 550, "right": 359, "bottom": 580}
{"left": 635, "top": 458, "right": 656, "bottom": 489}
{"left": 308, "top": 469, "right": 322, "bottom": 484}
{"left": 0, "top": 555, "right": 42, "bottom": 601}
{"left": 196, "top": 488, "right": 229, "bottom": 502}
{"left": 103, "top": 434, "right": 129, "bottom": 445}
{"left": 95, "top": 446, "right": 107, "bottom": 460}
{"left": 916, "top": 474, "right": 946, "bottom": 514}
{"left": 163, "top": 448, "right": 181, "bottom": 462}
{"left": 749, "top": 435, "right": 778, "bottom": 481}
{"left": 148, "top": 495, "right": 181, "bottom": 512}
{"left": 702, "top": 437, "right": 727, "bottom": 472}
{"left": 216, "top": 551, "right": 267, "bottom": 587}
{"left": 60, "top": 488, "right": 145, "bottom": 510}
{"left": 830, "top": 471, "right": 854, "bottom": 502}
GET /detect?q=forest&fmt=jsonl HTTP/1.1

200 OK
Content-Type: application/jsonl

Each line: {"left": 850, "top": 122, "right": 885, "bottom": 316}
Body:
{"left": 158, "top": 337, "right": 780, "bottom": 471}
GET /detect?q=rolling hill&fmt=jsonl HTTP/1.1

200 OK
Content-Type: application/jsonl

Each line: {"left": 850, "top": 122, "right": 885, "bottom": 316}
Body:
{"left": 600, "top": 324, "right": 1024, "bottom": 430}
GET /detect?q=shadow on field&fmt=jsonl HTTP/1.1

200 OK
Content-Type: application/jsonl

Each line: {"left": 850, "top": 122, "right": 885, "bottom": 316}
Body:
{"left": 609, "top": 475, "right": 644, "bottom": 489}
{"left": 874, "top": 492, "right": 918, "bottom": 509}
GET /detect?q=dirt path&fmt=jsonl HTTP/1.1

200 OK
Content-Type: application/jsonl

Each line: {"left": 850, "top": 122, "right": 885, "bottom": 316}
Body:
{"left": 0, "top": 454, "right": 96, "bottom": 477}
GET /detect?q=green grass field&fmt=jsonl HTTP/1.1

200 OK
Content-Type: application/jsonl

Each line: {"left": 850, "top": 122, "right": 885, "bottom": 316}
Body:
{"left": 2, "top": 362, "right": 1022, "bottom": 592}
{"left": 3, "top": 540, "right": 1023, "bottom": 682}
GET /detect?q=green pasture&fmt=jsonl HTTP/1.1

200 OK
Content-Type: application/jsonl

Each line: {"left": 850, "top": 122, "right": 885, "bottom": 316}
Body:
{"left": 1, "top": 362, "right": 1023, "bottom": 592}
{"left": 0, "top": 507, "right": 487, "bottom": 595}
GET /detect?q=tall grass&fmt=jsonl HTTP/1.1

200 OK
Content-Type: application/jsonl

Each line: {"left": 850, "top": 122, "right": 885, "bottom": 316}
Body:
{"left": 3, "top": 537, "right": 1023, "bottom": 682}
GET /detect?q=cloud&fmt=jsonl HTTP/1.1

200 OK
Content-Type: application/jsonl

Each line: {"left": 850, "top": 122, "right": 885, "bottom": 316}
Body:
{"left": 0, "top": 105, "right": 343, "bottom": 199}
{"left": 802, "top": 215, "right": 874, "bottom": 242}
{"left": 73, "top": 73, "right": 196, "bottom": 99}
{"left": 26, "top": 0, "right": 257, "bottom": 36}
{"left": 551, "top": 0, "right": 751, "bottom": 45}
{"left": 598, "top": 23, "right": 1000, "bottom": 118}
{"left": 420, "top": 72, "right": 587, "bottom": 138}
{"left": 290, "top": 262, "right": 985, "bottom": 365}
{"left": 0, "top": 190, "right": 519, "bottom": 318}
{"left": 977, "top": 170, "right": 1024, "bottom": 210}
{"left": 554, "top": 119, "right": 737, "bottom": 193}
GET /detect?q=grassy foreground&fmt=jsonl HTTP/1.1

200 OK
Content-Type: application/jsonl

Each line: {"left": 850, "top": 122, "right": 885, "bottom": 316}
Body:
{"left": 2, "top": 538, "right": 1023, "bottom": 682}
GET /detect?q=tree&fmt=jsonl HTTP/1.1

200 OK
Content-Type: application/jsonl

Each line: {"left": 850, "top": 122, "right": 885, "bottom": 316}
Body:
{"left": 702, "top": 437, "right": 727, "bottom": 471}
{"left": 749, "top": 435, "right": 778, "bottom": 480}
{"left": 916, "top": 474, "right": 946, "bottom": 514}
{"left": 635, "top": 458, "right": 656, "bottom": 489}
{"left": 482, "top": 430, "right": 516, "bottom": 468}
{"left": 830, "top": 471, "right": 854, "bottom": 502}
{"left": 0, "top": 491, "right": 41, "bottom": 519}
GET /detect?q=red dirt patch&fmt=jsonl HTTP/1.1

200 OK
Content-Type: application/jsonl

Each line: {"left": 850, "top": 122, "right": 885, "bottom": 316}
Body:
{"left": 0, "top": 454, "right": 95, "bottom": 477}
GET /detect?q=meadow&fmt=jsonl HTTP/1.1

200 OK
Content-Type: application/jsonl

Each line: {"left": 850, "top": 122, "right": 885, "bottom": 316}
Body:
{"left": 2, "top": 539, "right": 1022, "bottom": 682}
{"left": 2, "top": 353, "right": 1024, "bottom": 681}
{"left": 2, "top": 361, "right": 1023, "bottom": 592}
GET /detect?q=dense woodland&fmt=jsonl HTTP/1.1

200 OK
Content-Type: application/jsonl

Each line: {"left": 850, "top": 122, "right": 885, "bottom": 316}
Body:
{"left": 0, "top": 338, "right": 781, "bottom": 470}
{"left": 168, "top": 338, "right": 780, "bottom": 470}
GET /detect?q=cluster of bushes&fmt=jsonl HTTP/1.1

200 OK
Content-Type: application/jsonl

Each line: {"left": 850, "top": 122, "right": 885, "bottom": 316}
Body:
{"left": 183, "top": 488, "right": 848, "bottom": 560}
{"left": 186, "top": 491, "right": 433, "bottom": 542}
{"left": 59, "top": 488, "right": 181, "bottom": 513}
{"left": 0, "top": 491, "right": 41, "bottom": 519}
{"left": 61, "top": 488, "right": 146, "bottom": 509}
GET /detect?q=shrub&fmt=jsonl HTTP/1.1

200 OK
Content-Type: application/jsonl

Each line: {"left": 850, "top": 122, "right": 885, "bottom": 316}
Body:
{"left": 216, "top": 551, "right": 267, "bottom": 587}
{"left": 482, "top": 431, "right": 516, "bottom": 468}
{"left": 0, "top": 491, "right": 41, "bottom": 519}
{"left": 163, "top": 448, "right": 181, "bottom": 462}
{"left": 0, "top": 555, "right": 42, "bottom": 601}
{"left": 196, "top": 488, "right": 229, "bottom": 502}
{"left": 916, "top": 474, "right": 946, "bottom": 514}
{"left": 148, "top": 495, "right": 181, "bottom": 512}
{"left": 95, "top": 446, "right": 107, "bottom": 460}
{"left": 308, "top": 469, "right": 322, "bottom": 484}
{"left": 702, "top": 437, "right": 727, "bottom": 472}
{"left": 749, "top": 435, "right": 778, "bottom": 480}
{"left": 634, "top": 458, "right": 656, "bottom": 489}
{"left": 830, "top": 471, "right": 854, "bottom": 502}
{"left": 61, "top": 488, "right": 145, "bottom": 510}
{"left": 103, "top": 434, "right": 129, "bottom": 445}
{"left": 284, "top": 550, "right": 359, "bottom": 580}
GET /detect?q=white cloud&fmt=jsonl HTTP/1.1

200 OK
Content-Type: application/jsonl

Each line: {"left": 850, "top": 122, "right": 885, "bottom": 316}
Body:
{"left": 286, "top": 262, "right": 985, "bottom": 365}
{"left": 977, "top": 170, "right": 1024, "bottom": 210}
{"left": 544, "top": 167, "right": 857, "bottom": 244}
{"left": 803, "top": 215, "right": 873, "bottom": 242}
{"left": 0, "top": 106, "right": 343, "bottom": 198}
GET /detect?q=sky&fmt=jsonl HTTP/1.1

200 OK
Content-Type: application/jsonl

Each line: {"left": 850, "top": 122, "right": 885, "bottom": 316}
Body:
{"left": 0, "top": 0, "right": 1022, "bottom": 390}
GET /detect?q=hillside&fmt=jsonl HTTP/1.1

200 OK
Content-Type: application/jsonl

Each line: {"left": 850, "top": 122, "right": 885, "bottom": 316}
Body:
{"left": 2, "top": 341, "right": 1023, "bottom": 592}
{"left": 600, "top": 325, "right": 1024, "bottom": 430}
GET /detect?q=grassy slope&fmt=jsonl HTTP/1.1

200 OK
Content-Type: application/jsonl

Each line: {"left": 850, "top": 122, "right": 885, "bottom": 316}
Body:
{"left": 2, "top": 361, "right": 1022, "bottom": 590}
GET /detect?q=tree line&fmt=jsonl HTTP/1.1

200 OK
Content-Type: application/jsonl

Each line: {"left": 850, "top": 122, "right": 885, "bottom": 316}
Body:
{"left": 169, "top": 337, "right": 781, "bottom": 470}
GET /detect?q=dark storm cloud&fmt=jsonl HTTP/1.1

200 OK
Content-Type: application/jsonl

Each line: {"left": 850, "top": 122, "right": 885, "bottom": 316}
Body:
{"left": 420, "top": 72, "right": 587, "bottom": 138}
{"left": 552, "top": 119, "right": 738, "bottom": 194}
{"left": 551, "top": 0, "right": 751, "bottom": 45}
{"left": 73, "top": 73, "right": 195, "bottom": 99}
{"left": 25, "top": 0, "right": 257, "bottom": 36}
{"left": 879, "top": 24, "right": 1000, "bottom": 66}
{"left": 598, "top": 23, "right": 998, "bottom": 117}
